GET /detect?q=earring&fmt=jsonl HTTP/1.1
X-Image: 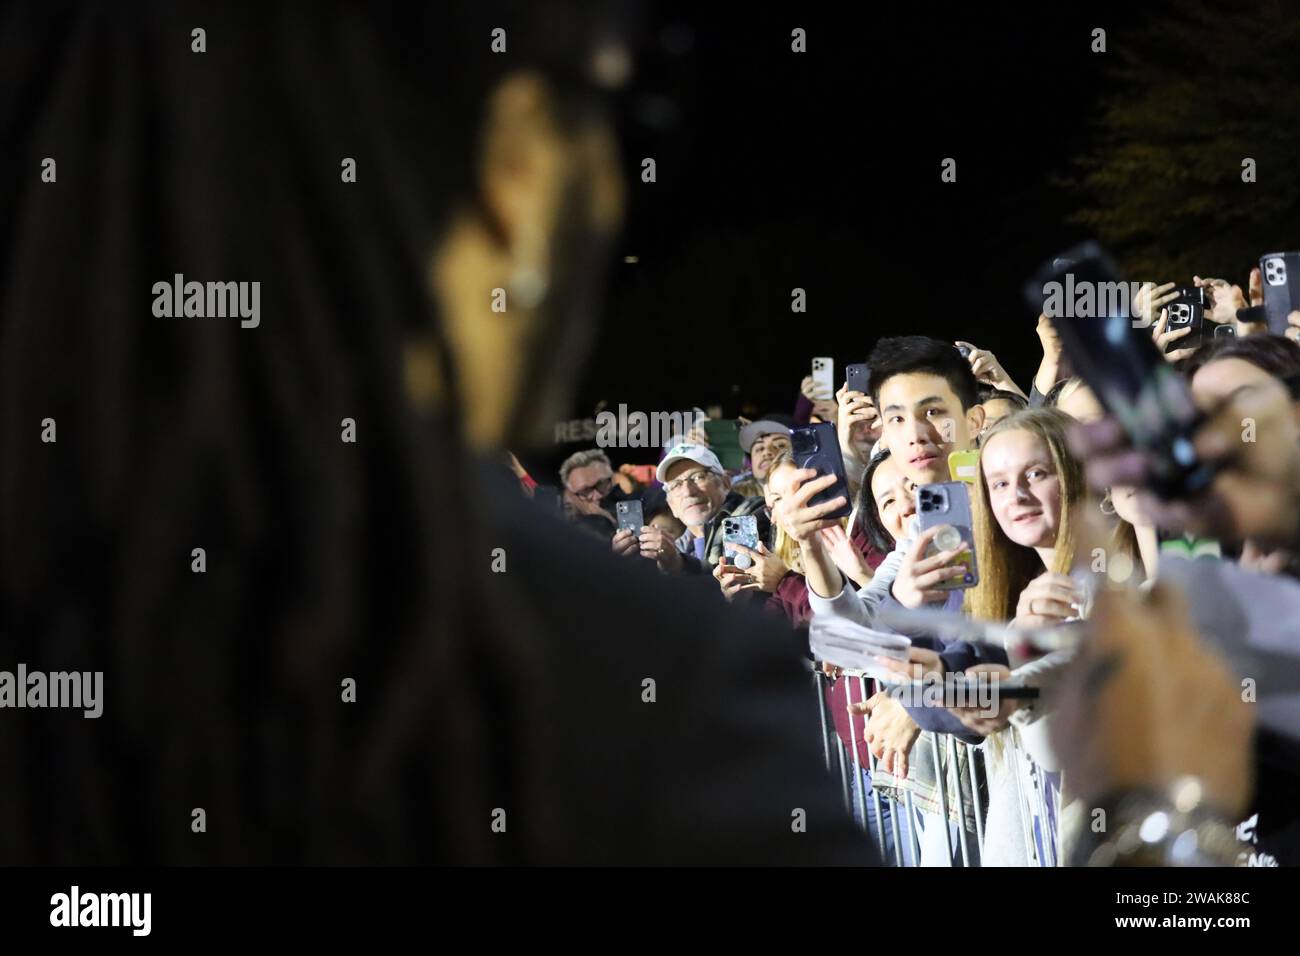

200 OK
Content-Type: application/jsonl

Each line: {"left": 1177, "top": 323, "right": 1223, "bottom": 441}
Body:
{"left": 1100, "top": 492, "right": 1116, "bottom": 516}
{"left": 507, "top": 228, "right": 550, "bottom": 310}
{"left": 507, "top": 263, "right": 548, "bottom": 309}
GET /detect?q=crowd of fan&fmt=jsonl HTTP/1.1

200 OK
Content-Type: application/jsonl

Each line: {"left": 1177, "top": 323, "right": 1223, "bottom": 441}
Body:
{"left": 514, "top": 274, "right": 1300, "bottom": 867}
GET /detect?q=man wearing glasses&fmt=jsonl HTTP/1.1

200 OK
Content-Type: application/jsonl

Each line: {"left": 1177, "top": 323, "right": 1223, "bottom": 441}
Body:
{"left": 614, "top": 443, "right": 769, "bottom": 575}
{"left": 560, "top": 449, "right": 624, "bottom": 527}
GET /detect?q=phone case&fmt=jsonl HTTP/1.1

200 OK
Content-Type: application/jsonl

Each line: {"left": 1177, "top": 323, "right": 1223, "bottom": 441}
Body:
{"left": 1025, "top": 242, "right": 1214, "bottom": 500}
{"left": 811, "top": 356, "right": 835, "bottom": 402}
{"left": 616, "top": 500, "right": 644, "bottom": 534}
{"left": 914, "top": 481, "right": 978, "bottom": 589}
{"left": 1260, "top": 252, "right": 1300, "bottom": 337}
{"left": 1162, "top": 286, "right": 1206, "bottom": 352}
{"left": 722, "top": 515, "right": 759, "bottom": 569}
{"left": 845, "top": 363, "right": 870, "bottom": 396}
{"left": 947, "top": 449, "right": 980, "bottom": 484}
{"left": 790, "top": 422, "right": 852, "bottom": 520}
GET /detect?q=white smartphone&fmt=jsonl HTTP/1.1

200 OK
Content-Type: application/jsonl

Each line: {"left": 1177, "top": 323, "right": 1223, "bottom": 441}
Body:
{"left": 811, "top": 356, "right": 835, "bottom": 402}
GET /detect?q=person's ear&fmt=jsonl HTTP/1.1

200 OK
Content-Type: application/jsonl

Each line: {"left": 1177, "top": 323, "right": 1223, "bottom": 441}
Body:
{"left": 965, "top": 403, "right": 986, "bottom": 441}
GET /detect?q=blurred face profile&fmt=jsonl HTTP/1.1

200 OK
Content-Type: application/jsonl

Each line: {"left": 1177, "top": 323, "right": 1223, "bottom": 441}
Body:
{"left": 749, "top": 433, "right": 791, "bottom": 481}
{"left": 981, "top": 428, "right": 1063, "bottom": 550}
{"left": 879, "top": 372, "right": 979, "bottom": 486}
{"left": 1055, "top": 381, "right": 1105, "bottom": 423}
{"left": 981, "top": 398, "right": 1018, "bottom": 432}
{"left": 664, "top": 459, "right": 727, "bottom": 529}
{"left": 1191, "top": 357, "right": 1276, "bottom": 408}
{"left": 763, "top": 461, "right": 798, "bottom": 514}
{"left": 649, "top": 511, "right": 686, "bottom": 539}
{"left": 870, "top": 455, "right": 917, "bottom": 544}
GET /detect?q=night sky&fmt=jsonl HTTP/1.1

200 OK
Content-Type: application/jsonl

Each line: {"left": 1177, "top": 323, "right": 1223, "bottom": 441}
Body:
{"left": 526, "top": 2, "right": 1148, "bottom": 477}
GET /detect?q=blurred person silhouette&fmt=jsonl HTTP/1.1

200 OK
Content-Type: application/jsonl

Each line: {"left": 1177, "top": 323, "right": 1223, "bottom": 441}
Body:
{"left": 0, "top": 1, "right": 869, "bottom": 865}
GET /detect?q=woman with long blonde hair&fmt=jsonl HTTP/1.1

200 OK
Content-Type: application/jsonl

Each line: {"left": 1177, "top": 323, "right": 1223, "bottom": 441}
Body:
{"left": 967, "top": 406, "right": 1086, "bottom": 625}
{"left": 961, "top": 406, "right": 1089, "bottom": 865}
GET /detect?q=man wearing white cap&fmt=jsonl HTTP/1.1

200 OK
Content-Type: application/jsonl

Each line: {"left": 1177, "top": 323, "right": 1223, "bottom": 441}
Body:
{"left": 612, "top": 442, "right": 769, "bottom": 575}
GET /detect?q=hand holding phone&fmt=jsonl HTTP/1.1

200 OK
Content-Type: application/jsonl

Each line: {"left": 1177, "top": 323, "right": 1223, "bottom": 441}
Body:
{"left": 722, "top": 515, "right": 759, "bottom": 569}
{"left": 811, "top": 356, "right": 835, "bottom": 402}
{"left": 790, "top": 422, "right": 852, "bottom": 520}
{"left": 616, "top": 499, "right": 644, "bottom": 535}
{"left": 914, "top": 481, "right": 978, "bottom": 590}
{"left": 892, "top": 524, "right": 973, "bottom": 609}
{"left": 844, "top": 363, "right": 870, "bottom": 396}
{"left": 1026, "top": 242, "right": 1214, "bottom": 500}
{"left": 1260, "top": 252, "right": 1300, "bottom": 336}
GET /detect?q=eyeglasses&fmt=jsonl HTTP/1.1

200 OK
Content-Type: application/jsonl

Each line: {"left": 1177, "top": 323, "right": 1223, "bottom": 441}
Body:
{"left": 664, "top": 469, "right": 719, "bottom": 496}
{"left": 569, "top": 476, "right": 612, "bottom": 500}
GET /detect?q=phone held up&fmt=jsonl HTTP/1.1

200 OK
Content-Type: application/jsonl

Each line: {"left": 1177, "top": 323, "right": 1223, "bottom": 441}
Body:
{"left": 1025, "top": 241, "right": 1215, "bottom": 500}
{"left": 811, "top": 356, "right": 835, "bottom": 402}
{"left": 1161, "top": 286, "right": 1208, "bottom": 353}
{"left": 722, "top": 515, "right": 759, "bottom": 569}
{"left": 616, "top": 499, "right": 644, "bottom": 536}
{"left": 790, "top": 421, "right": 852, "bottom": 520}
{"left": 1260, "top": 252, "right": 1300, "bottom": 337}
{"left": 914, "top": 481, "right": 979, "bottom": 589}
{"left": 844, "top": 362, "right": 871, "bottom": 396}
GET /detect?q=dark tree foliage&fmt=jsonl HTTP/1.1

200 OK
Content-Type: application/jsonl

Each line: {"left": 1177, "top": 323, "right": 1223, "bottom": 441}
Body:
{"left": 1066, "top": 0, "right": 1300, "bottom": 281}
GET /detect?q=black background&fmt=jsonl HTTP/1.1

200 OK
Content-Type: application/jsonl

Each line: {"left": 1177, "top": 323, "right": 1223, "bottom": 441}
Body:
{"left": 526, "top": 2, "right": 1139, "bottom": 477}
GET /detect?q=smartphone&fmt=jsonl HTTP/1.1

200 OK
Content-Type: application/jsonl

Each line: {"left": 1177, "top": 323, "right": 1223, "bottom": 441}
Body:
{"left": 790, "top": 421, "right": 852, "bottom": 520}
{"left": 811, "top": 356, "right": 835, "bottom": 402}
{"left": 1162, "top": 286, "right": 1208, "bottom": 352}
{"left": 722, "top": 515, "right": 759, "bottom": 569}
{"left": 845, "top": 362, "right": 871, "bottom": 396}
{"left": 616, "top": 499, "right": 644, "bottom": 535}
{"left": 1259, "top": 252, "right": 1300, "bottom": 337}
{"left": 914, "top": 481, "right": 978, "bottom": 589}
{"left": 701, "top": 419, "right": 746, "bottom": 471}
{"left": 1025, "top": 242, "right": 1215, "bottom": 500}
{"left": 947, "top": 449, "right": 979, "bottom": 484}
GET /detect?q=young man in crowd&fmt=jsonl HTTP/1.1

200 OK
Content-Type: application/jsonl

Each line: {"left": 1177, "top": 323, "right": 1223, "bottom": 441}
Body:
{"left": 739, "top": 415, "right": 795, "bottom": 483}
{"left": 781, "top": 336, "right": 985, "bottom": 621}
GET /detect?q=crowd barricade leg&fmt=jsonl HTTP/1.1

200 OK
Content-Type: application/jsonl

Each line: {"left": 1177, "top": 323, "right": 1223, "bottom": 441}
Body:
{"left": 903, "top": 791, "right": 922, "bottom": 866}
{"left": 845, "top": 677, "right": 874, "bottom": 841}
{"left": 814, "top": 668, "right": 832, "bottom": 773}
{"left": 1009, "top": 745, "right": 1040, "bottom": 865}
{"left": 964, "top": 740, "right": 986, "bottom": 859}
{"left": 929, "top": 734, "right": 956, "bottom": 866}
{"left": 946, "top": 735, "right": 973, "bottom": 866}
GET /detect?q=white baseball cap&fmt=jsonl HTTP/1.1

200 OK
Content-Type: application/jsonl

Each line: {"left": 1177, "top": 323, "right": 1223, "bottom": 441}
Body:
{"left": 656, "top": 443, "right": 724, "bottom": 483}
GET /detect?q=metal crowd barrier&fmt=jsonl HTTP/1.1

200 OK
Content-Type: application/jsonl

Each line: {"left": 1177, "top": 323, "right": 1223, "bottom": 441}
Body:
{"left": 812, "top": 667, "right": 1061, "bottom": 867}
